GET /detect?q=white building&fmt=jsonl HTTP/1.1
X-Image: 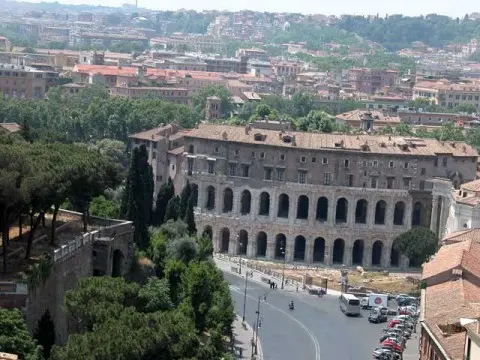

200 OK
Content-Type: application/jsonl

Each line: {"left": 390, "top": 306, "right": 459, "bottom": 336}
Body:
{"left": 445, "top": 179, "right": 480, "bottom": 236}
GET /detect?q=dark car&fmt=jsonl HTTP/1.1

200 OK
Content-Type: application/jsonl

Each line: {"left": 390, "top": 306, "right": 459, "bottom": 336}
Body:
{"left": 369, "top": 307, "right": 388, "bottom": 323}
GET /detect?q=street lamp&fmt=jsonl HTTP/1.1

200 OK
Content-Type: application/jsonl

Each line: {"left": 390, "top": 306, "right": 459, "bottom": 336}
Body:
{"left": 252, "top": 293, "right": 267, "bottom": 358}
{"left": 238, "top": 235, "right": 242, "bottom": 275}
{"left": 242, "top": 267, "right": 248, "bottom": 322}
{"left": 280, "top": 240, "right": 286, "bottom": 290}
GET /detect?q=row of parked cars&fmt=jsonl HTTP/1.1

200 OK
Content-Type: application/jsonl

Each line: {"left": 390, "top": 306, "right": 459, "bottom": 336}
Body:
{"left": 372, "top": 295, "right": 420, "bottom": 360}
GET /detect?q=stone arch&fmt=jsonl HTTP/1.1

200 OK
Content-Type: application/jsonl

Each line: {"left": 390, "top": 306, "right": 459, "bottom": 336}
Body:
{"left": 275, "top": 233, "right": 286, "bottom": 259}
{"left": 313, "top": 237, "right": 325, "bottom": 262}
{"left": 205, "top": 185, "right": 216, "bottom": 210}
{"left": 374, "top": 200, "right": 387, "bottom": 225}
{"left": 112, "top": 249, "right": 124, "bottom": 277}
{"left": 277, "top": 194, "right": 289, "bottom": 218}
{"left": 372, "top": 240, "right": 383, "bottom": 266}
{"left": 316, "top": 197, "right": 328, "bottom": 221}
{"left": 352, "top": 240, "right": 364, "bottom": 265}
{"left": 393, "top": 201, "right": 405, "bottom": 226}
{"left": 220, "top": 228, "right": 230, "bottom": 253}
{"left": 355, "top": 199, "right": 368, "bottom": 224}
{"left": 390, "top": 246, "right": 400, "bottom": 267}
{"left": 223, "top": 188, "right": 233, "bottom": 213}
{"left": 296, "top": 195, "right": 309, "bottom": 219}
{"left": 240, "top": 190, "right": 252, "bottom": 215}
{"left": 256, "top": 232, "right": 267, "bottom": 257}
{"left": 333, "top": 238, "right": 345, "bottom": 264}
{"left": 237, "top": 230, "right": 248, "bottom": 255}
{"left": 412, "top": 201, "right": 424, "bottom": 226}
{"left": 294, "top": 235, "right": 306, "bottom": 261}
{"left": 259, "top": 192, "right": 270, "bottom": 216}
{"left": 190, "top": 183, "right": 198, "bottom": 206}
{"left": 202, "top": 225, "right": 213, "bottom": 240}
{"left": 335, "top": 198, "right": 348, "bottom": 223}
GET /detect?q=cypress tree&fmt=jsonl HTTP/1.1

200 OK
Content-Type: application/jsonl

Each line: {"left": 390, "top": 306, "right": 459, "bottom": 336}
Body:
{"left": 164, "top": 195, "right": 180, "bottom": 223}
{"left": 34, "top": 310, "right": 55, "bottom": 359}
{"left": 120, "top": 147, "right": 139, "bottom": 220}
{"left": 185, "top": 195, "right": 197, "bottom": 235}
{"left": 178, "top": 181, "right": 192, "bottom": 219}
{"left": 153, "top": 177, "right": 175, "bottom": 226}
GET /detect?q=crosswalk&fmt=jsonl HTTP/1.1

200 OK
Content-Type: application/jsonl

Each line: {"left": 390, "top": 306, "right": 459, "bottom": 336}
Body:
{"left": 228, "top": 284, "right": 242, "bottom": 292}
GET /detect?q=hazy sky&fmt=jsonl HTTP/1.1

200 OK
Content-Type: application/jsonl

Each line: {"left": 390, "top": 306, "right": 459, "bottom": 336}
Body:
{"left": 24, "top": 0, "right": 477, "bottom": 17}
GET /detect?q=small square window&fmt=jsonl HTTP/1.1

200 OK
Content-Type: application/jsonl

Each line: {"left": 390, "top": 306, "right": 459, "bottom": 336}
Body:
{"left": 251, "top": 151, "right": 255, "bottom": 158}
{"left": 404, "top": 162, "right": 409, "bottom": 169}
{"left": 389, "top": 161, "right": 394, "bottom": 168}
{"left": 234, "top": 149, "right": 239, "bottom": 156}
{"left": 214, "top": 147, "right": 219, "bottom": 153}
{"left": 322, "top": 157, "right": 328, "bottom": 164}
{"left": 312, "top": 157, "right": 316, "bottom": 163}
{"left": 301, "top": 156, "right": 306, "bottom": 163}
{"left": 260, "top": 152, "right": 265, "bottom": 159}
{"left": 373, "top": 160, "right": 378, "bottom": 167}
{"left": 280, "top": 154, "right": 286, "bottom": 161}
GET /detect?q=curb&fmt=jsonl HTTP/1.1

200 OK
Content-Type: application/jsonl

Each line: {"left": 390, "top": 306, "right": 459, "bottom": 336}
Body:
{"left": 236, "top": 314, "right": 263, "bottom": 360}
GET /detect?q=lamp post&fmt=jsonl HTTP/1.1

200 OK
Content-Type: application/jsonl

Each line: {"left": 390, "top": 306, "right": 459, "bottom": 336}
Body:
{"left": 238, "top": 235, "right": 242, "bottom": 275}
{"left": 242, "top": 266, "right": 248, "bottom": 322}
{"left": 252, "top": 293, "right": 266, "bottom": 358}
{"left": 281, "top": 240, "right": 286, "bottom": 290}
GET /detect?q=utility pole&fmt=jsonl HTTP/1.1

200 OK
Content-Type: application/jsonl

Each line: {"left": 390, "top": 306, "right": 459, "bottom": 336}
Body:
{"left": 242, "top": 270, "right": 248, "bottom": 322}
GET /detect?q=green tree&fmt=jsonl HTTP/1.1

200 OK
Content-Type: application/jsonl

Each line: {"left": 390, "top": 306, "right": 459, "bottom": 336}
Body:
{"left": 184, "top": 195, "right": 197, "bottom": 235}
{"left": 89, "top": 195, "right": 120, "bottom": 219}
{"left": 164, "top": 259, "right": 187, "bottom": 306}
{"left": 178, "top": 181, "right": 192, "bottom": 220}
{"left": 34, "top": 309, "right": 56, "bottom": 359}
{"left": 192, "top": 85, "right": 233, "bottom": 118}
{"left": 0, "top": 308, "right": 42, "bottom": 360}
{"left": 164, "top": 195, "right": 180, "bottom": 223}
{"left": 152, "top": 178, "right": 175, "bottom": 226}
{"left": 197, "top": 235, "right": 213, "bottom": 261}
{"left": 255, "top": 104, "right": 272, "bottom": 119}
{"left": 393, "top": 227, "right": 439, "bottom": 267}
{"left": 167, "top": 236, "right": 198, "bottom": 264}
{"left": 137, "top": 277, "right": 173, "bottom": 313}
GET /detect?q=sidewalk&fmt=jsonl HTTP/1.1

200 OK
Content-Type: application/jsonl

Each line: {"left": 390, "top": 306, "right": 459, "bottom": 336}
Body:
{"left": 215, "top": 254, "right": 342, "bottom": 296}
{"left": 231, "top": 314, "right": 263, "bottom": 360}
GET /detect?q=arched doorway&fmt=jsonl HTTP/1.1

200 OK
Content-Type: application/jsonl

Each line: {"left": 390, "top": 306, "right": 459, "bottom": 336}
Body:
{"left": 238, "top": 230, "right": 248, "bottom": 255}
{"left": 259, "top": 192, "right": 270, "bottom": 216}
{"left": 316, "top": 197, "right": 328, "bottom": 222}
{"left": 296, "top": 195, "right": 309, "bottom": 219}
{"left": 352, "top": 240, "right": 364, "bottom": 265}
{"left": 223, "top": 188, "right": 233, "bottom": 213}
{"left": 390, "top": 246, "right": 400, "bottom": 267}
{"left": 412, "top": 202, "right": 424, "bottom": 226}
{"left": 374, "top": 200, "right": 387, "bottom": 225}
{"left": 206, "top": 186, "right": 216, "bottom": 210}
{"left": 393, "top": 202, "right": 405, "bottom": 225}
{"left": 202, "top": 226, "right": 213, "bottom": 240}
{"left": 275, "top": 234, "right": 286, "bottom": 259}
{"left": 256, "top": 232, "right": 267, "bottom": 257}
{"left": 313, "top": 237, "right": 325, "bottom": 262}
{"left": 112, "top": 249, "right": 124, "bottom": 277}
{"left": 335, "top": 198, "right": 348, "bottom": 223}
{"left": 372, "top": 240, "right": 383, "bottom": 266}
{"left": 333, "top": 238, "right": 345, "bottom": 264}
{"left": 355, "top": 199, "right": 368, "bottom": 224}
{"left": 294, "top": 236, "right": 306, "bottom": 261}
{"left": 240, "top": 190, "right": 252, "bottom": 215}
{"left": 277, "top": 194, "right": 289, "bottom": 218}
{"left": 220, "top": 228, "right": 230, "bottom": 253}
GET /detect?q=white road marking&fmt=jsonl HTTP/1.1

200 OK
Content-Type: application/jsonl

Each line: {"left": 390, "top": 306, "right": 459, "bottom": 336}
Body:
{"left": 229, "top": 285, "right": 321, "bottom": 360}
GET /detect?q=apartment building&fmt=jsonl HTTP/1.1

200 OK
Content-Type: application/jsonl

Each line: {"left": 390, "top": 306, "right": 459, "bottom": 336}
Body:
{"left": 0, "top": 64, "right": 49, "bottom": 99}
{"left": 150, "top": 35, "right": 225, "bottom": 54}
{"left": 398, "top": 109, "right": 477, "bottom": 127}
{"left": 273, "top": 61, "right": 299, "bottom": 77}
{"left": 335, "top": 110, "right": 401, "bottom": 130}
{"left": 349, "top": 68, "right": 398, "bottom": 94}
{"left": 420, "top": 238, "right": 480, "bottom": 360}
{"left": 236, "top": 48, "right": 269, "bottom": 62}
{"left": 110, "top": 86, "right": 189, "bottom": 105}
{"left": 0, "top": 36, "right": 11, "bottom": 52}
{"left": 413, "top": 81, "right": 480, "bottom": 109}
{"left": 181, "top": 120, "right": 477, "bottom": 268}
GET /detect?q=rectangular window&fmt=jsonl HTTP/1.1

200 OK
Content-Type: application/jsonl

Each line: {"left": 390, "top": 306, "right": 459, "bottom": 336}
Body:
{"left": 234, "top": 149, "right": 239, "bottom": 156}
{"left": 301, "top": 156, "right": 306, "bottom": 163}
{"left": 389, "top": 161, "right": 394, "bottom": 168}
{"left": 251, "top": 151, "right": 255, "bottom": 158}
{"left": 229, "top": 163, "right": 236, "bottom": 176}
{"left": 214, "top": 147, "right": 219, "bottom": 153}
{"left": 277, "top": 168, "right": 285, "bottom": 181}
{"left": 373, "top": 160, "right": 378, "bottom": 167}
{"left": 442, "top": 157, "right": 448, "bottom": 167}
{"left": 387, "top": 177, "right": 395, "bottom": 189}
{"left": 404, "top": 162, "right": 409, "bottom": 169}
{"left": 207, "top": 160, "right": 215, "bottom": 174}
{"left": 187, "top": 158, "right": 194, "bottom": 175}
{"left": 419, "top": 180, "right": 425, "bottom": 190}
{"left": 323, "top": 173, "right": 332, "bottom": 185}
{"left": 344, "top": 159, "right": 349, "bottom": 168}
{"left": 346, "top": 174, "right": 354, "bottom": 187}
{"left": 362, "top": 160, "right": 367, "bottom": 167}
{"left": 322, "top": 157, "right": 328, "bottom": 165}
{"left": 434, "top": 158, "right": 438, "bottom": 167}
{"left": 403, "top": 178, "right": 411, "bottom": 190}
{"left": 298, "top": 171, "right": 307, "bottom": 184}
{"left": 312, "top": 157, "right": 316, "bottom": 163}
{"left": 421, "top": 168, "right": 426, "bottom": 175}
{"left": 264, "top": 167, "right": 272, "bottom": 180}
{"left": 370, "top": 177, "right": 378, "bottom": 189}
{"left": 260, "top": 152, "right": 265, "bottom": 159}
{"left": 242, "top": 165, "right": 250, "bottom": 177}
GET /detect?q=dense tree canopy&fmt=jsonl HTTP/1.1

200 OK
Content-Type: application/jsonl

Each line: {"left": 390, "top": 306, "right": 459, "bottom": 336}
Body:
{"left": 393, "top": 227, "right": 439, "bottom": 267}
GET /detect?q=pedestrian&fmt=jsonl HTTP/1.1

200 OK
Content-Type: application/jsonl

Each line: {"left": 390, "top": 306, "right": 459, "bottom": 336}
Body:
{"left": 296, "top": 284, "right": 299, "bottom": 292}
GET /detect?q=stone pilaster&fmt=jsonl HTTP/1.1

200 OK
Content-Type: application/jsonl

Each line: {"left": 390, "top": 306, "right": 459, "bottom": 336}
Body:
{"left": 344, "top": 245, "right": 353, "bottom": 266}
{"left": 363, "top": 245, "right": 372, "bottom": 268}
{"left": 324, "top": 241, "right": 333, "bottom": 266}
{"left": 430, "top": 196, "right": 439, "bottom": 234}
{"left": 381, "top": 244, "right": 391, "bottom": 268}
{"left": 305, "top": 238, "right": 314, "bottom": 264}
{"left": 266, "top": 241, "right": 275, "bottom": 260}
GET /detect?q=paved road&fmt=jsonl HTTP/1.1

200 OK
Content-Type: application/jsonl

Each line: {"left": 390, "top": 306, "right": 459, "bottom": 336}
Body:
{"left": 222, "top": 261, "right": 420, "bottom": 360}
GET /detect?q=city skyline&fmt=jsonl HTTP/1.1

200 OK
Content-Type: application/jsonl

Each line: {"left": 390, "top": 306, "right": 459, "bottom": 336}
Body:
{"left": 20, "top": 0, "right": 474, "bottom": 17}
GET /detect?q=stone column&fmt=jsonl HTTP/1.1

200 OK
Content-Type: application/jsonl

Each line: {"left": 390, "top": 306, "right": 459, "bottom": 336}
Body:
{"left": 381, "top": 244, "right": 391, "bottom": 268}
{"left": 248, "top": 237, "right": 256, "bottom": 258}
{"left": 266, "top": 240, "right": 275, "bottom": 260}
{"left": 368, "top": 200, "right": 376, "bottom": 229}
{"left": 270, "top": 189, "right": 277, "bottom": 221}
{"left": 213, "top": 229, "right": 220, "bottom": 253}
{"left": 404, "top": 198, "right": 413, "bottom": 228}
{"left": 438, "top": 196, "right": 449, "bottom": 240}
{"left": 324, "top": 241, "right": 333, "bottom": 266}
{"left": 308, "top": 194, "right": 316, "bottom": 226}
{"left": 286, "top": 235, "right": 294, "bottom": 262}
{"left": 215, "top": 185, "right": 222, "bottom": 215}
{"left": 363, "top": 244, "right": 372, "bottom": 268}
{"left": 347, "top": 196, "right": 355, "bottom": 227}
{"left": 289, "top": 192, "right": 296, "bottom": 226}
{"left": 197, "top": 182, "right": 206, "bottom": 213}
{"left": 430, "top": 196, "right": 439, "bottom": 234}
{"left": 344, "top": 244, "right": 353, "bottom": 266}
{"left": 328, "top": 197, "right": 336, "bottom": 225}
{"left": 233, "top": 189, "right": 240, "bottom": 216}
{"left": 250, "top": 190, "right": 258, "bottom": 221}
{"left": 305, "top": 237, "right": 314, "bottom": 264}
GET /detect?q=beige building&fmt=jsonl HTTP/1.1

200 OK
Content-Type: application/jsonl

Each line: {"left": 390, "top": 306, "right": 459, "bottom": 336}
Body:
{"left": 413, "top": 81, "right": 480, "bottom": 110}
{"left": 0, "top": 64, "right": 49, "bottom": 99}
{"left": 181, "top": 121, "right": 478, "bottom": 268}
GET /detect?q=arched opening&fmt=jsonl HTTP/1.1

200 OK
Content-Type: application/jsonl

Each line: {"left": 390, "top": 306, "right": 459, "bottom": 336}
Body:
{"left": 293, "top": 235, "right": 306, "bottom": 261}
{"left": 316, "top": 197, "right": 328, "bottom": 222}
{"left": 220, "top": 228, "right": 230, "bottom": 253}
{"left": 238, "top": 230, "right": 248, "bottom": 255}
{"left": 202, "top": 226, "right": 213, "bottom": 240}
{"left": 355, "top": 199, "right": 368, "bottom": 224}
{"left": 296, "top": 195, "right": 309, "bottom": 219}
{"left": 275, "top": 234, "right": 286, "bottom": 259}
{"left": 412, "top": 202, "right": 424, "bottom": 226}
{"left": 313, "top": 237, "right": 325, "bottom": 262}
{"left": 190, "top": 183, "right": 198, "bottom": 206}
{"left": 259, "top": 192, "right": 270, "bottom": 216}
{"left": 352, "top": 240, "right": 364, "bottom": 265}
{"left": 390, "top": 246, "right": 400, "bottom": 267}
{"left": 256, "top": 232, "right": 267, "bottom": 257}
{"left": 112, "top": 249, "right": 124, "bottom": 277}
{"left": 240, "top": 190, "right": 251, "bottom": 215}
{"left": 374, "top": 200, "right": 387, "bottom": 225}
{"left": 372, "top": 241, "right": 383, "bottom": 266}
{"left": 206, "top": 185, "right": 216, "bottom": 210}
{"left": 223, "top": 188, "right": 233, "bottom": 213}
{"left": 277, "top": 194, "right": 289, "bottom": 218}
{"left": 335, "top": 198, "right": 348, "bottom": 224}
{"left": 393, "top": 201, "right": 405, "bottom": 225}
{"left": 333, "top": 239, "right": 345, "bottom": 264}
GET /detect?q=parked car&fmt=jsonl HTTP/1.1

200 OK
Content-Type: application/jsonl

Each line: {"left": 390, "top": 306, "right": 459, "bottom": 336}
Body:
{"left": 369, "top": 307, "right": 388, "bottom": 323}
{"left": 373, "top": 347, "right": 394, "bottom": 359}
{"left": 387, "top": 308, "right": 398, "bottom": 315}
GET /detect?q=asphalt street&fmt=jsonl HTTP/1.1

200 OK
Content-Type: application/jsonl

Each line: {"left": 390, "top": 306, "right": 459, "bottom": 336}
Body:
{"left": 225, "top": 271, "right": 390, "bottom": 360}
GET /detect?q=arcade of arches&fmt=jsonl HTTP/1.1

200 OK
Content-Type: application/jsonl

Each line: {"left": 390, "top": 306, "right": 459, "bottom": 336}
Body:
{"left": 207, "top": 226, "right": 405, "bottom": 268}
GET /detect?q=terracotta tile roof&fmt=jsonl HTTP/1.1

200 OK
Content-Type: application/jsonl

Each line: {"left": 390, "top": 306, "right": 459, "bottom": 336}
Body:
{"left": 185, "top": 123, "right": 478, "bottom": 157}
{"left": 129, "top": 124, "right": 183, "bottom": 142}
{"left": 168, "top": 146, "right": 184, "bottom": 155}
{"left": 462, "top": 179, "right": 480, "bottom": 192}
{"left": 443, "top": 229, "right": 480, "bottom": 244}
{"left": 336, "top": 109, "right": 401, "bottom": 125}
{"left": 0, "top": 122, "right": 21, "bottom": 133}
